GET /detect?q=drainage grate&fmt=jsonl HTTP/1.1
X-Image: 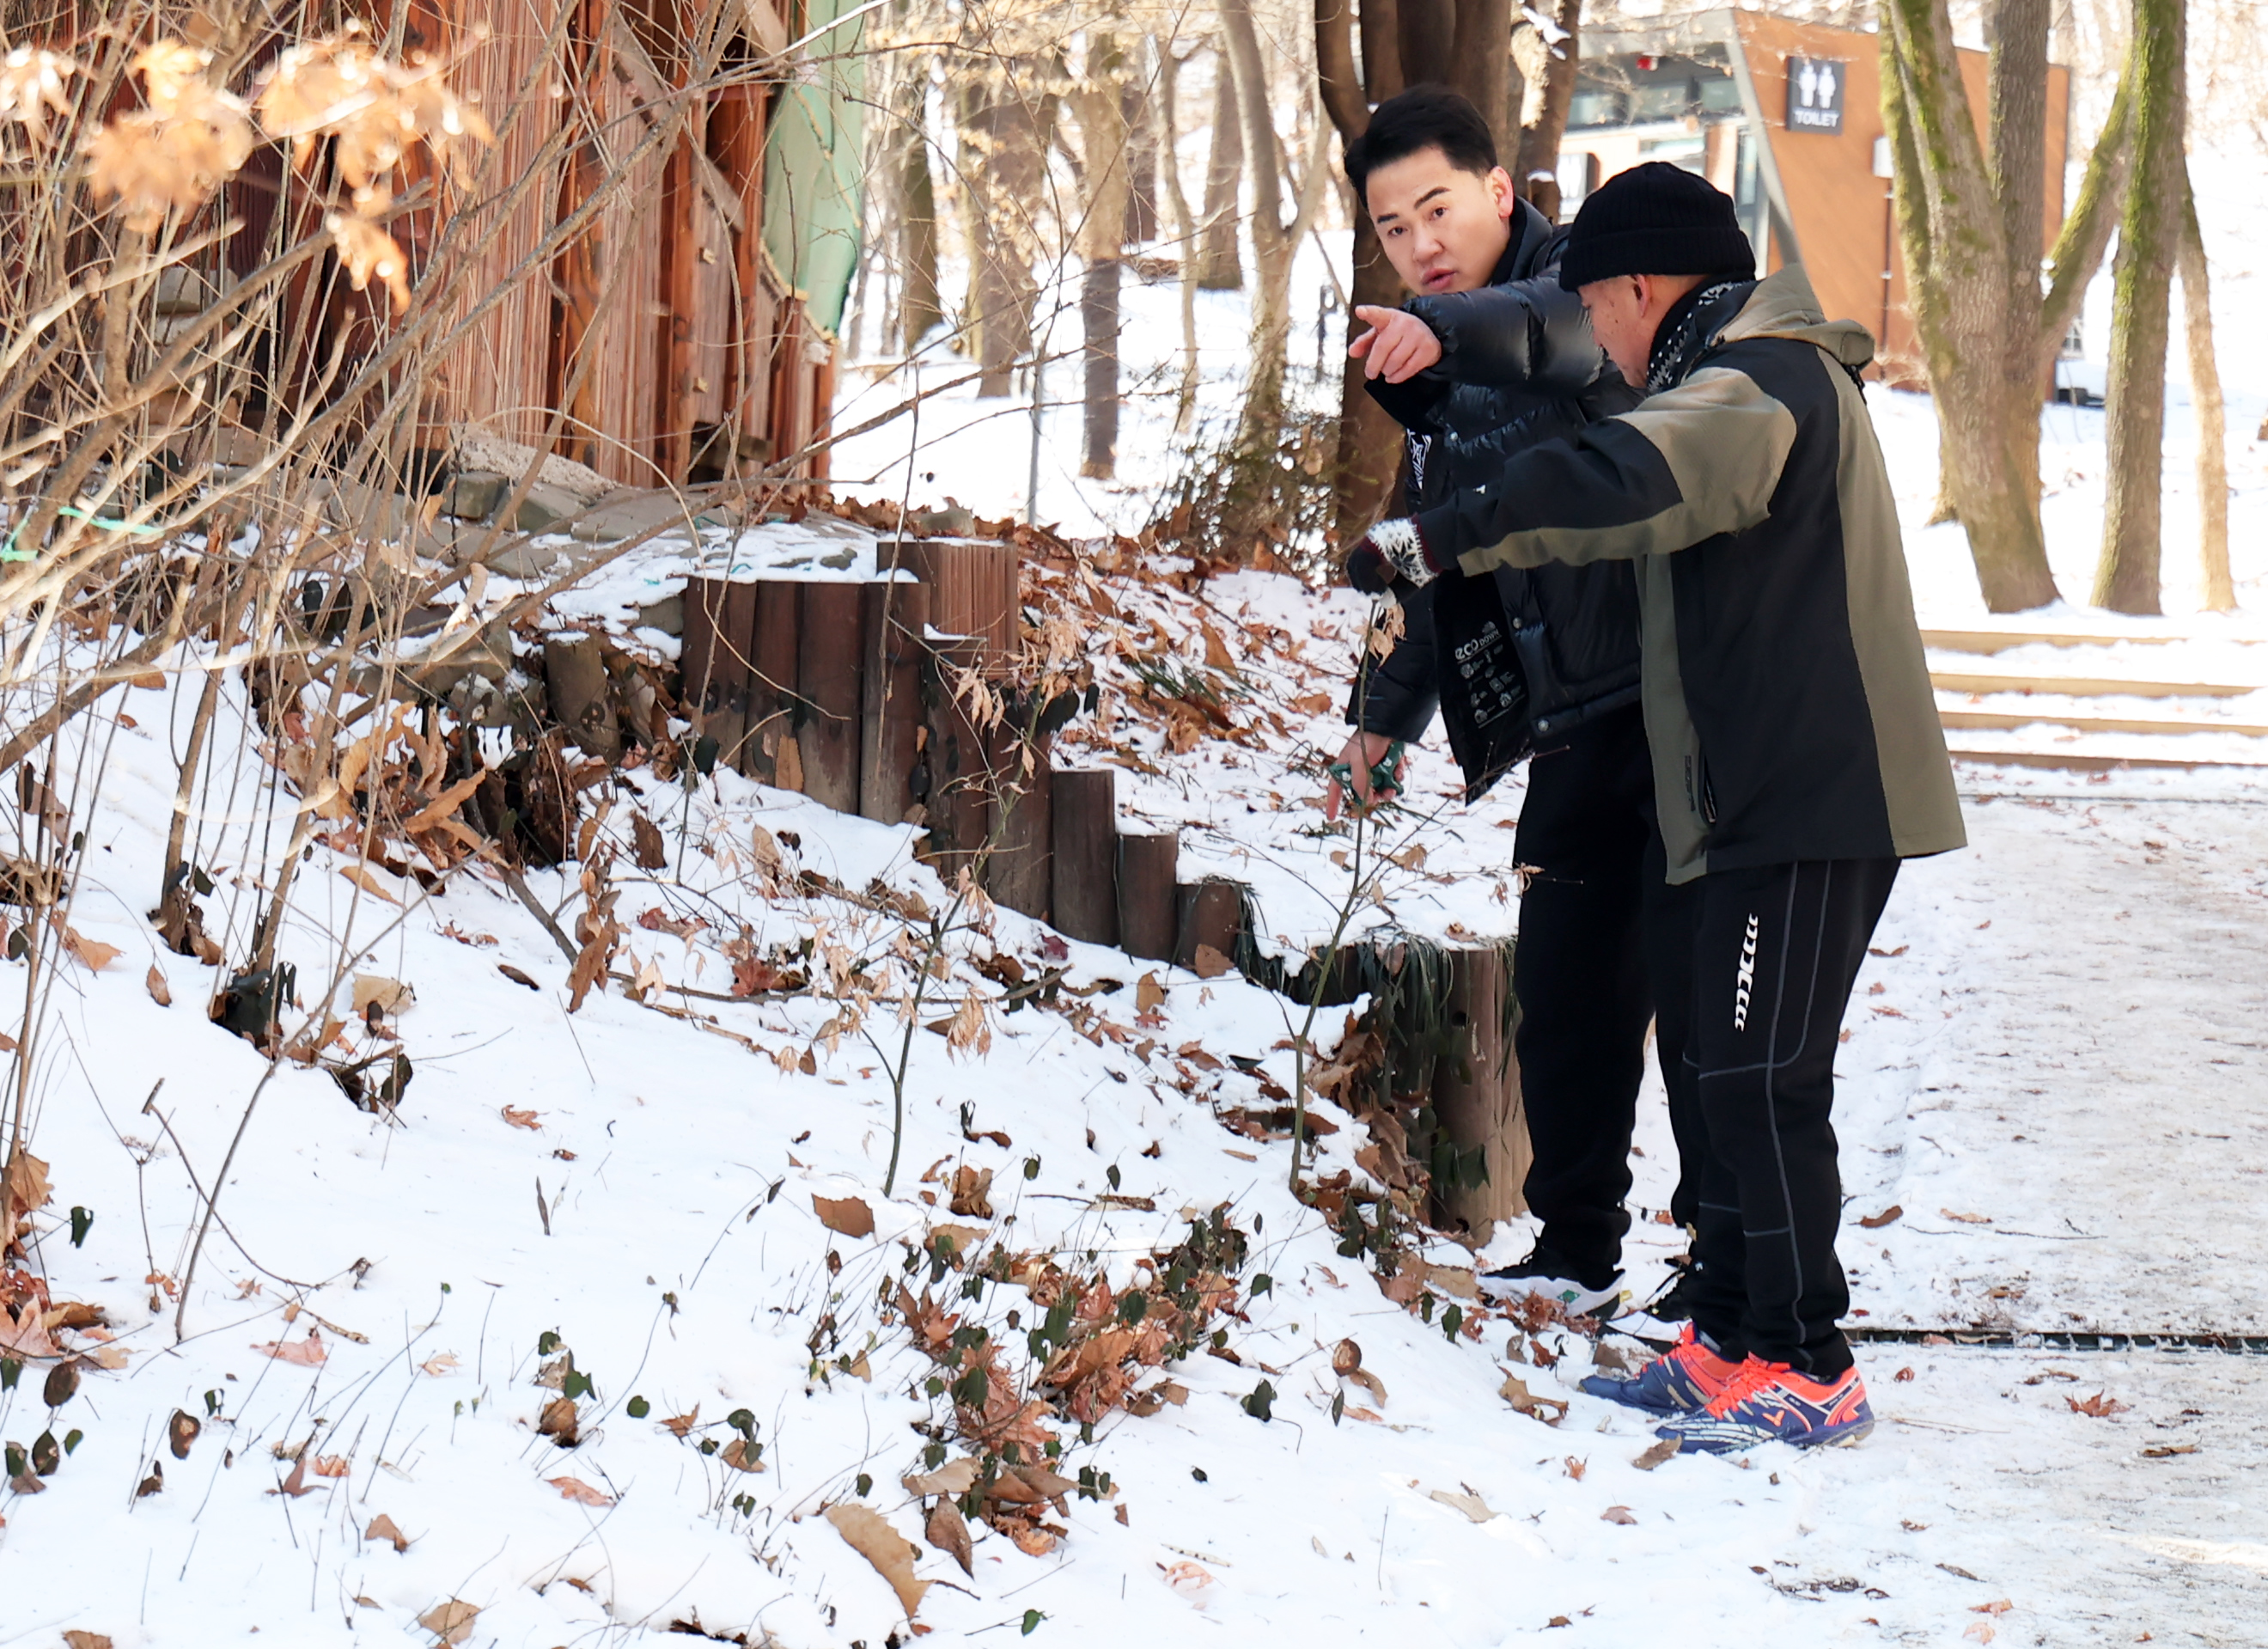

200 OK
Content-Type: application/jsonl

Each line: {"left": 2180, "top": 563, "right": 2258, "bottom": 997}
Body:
{"left": 1846, "top": 1328, "right": 2268, "bottom": 1355}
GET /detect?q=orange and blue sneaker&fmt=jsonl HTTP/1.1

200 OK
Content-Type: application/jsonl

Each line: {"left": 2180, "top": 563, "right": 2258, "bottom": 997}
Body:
{"left": 1654, "top": 1354, "right": 1874, "bottom": 1453}
{"left": 1579, "top": 1323, "right": 1743, "bottom": 1414}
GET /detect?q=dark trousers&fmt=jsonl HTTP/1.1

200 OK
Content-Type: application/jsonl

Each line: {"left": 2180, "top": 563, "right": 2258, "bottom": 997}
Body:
{"left": 1681, "top": 858, "right": 1899, "bottom": 1378}
{"left": 1513, "top": 708, "right": 1704, "bottom": 1282}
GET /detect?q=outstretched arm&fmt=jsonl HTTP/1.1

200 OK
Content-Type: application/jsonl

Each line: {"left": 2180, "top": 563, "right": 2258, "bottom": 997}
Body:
{"left": 1350, "top": 365, "right": 1799, "bottom": 587}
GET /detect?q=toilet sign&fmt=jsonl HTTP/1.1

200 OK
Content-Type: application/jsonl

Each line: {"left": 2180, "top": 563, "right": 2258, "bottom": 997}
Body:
{"left": 1785, "top": 58, "right": 1845, "bottom": 133}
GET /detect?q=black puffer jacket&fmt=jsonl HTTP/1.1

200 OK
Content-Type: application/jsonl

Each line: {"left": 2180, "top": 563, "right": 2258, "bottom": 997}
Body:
{"left": 1348, "top": 199, "right": 1643, "bottom": 797}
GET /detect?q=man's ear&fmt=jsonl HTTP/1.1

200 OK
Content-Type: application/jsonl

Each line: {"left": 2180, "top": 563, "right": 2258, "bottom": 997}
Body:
{"left": 1486, "top": 165, "right": 1516, "bottom": 220}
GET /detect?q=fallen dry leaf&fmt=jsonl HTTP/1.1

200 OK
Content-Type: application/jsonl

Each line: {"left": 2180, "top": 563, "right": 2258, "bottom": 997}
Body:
{"left": 1632, "top": 1437, "right": 1680, "bottom": 1471}
{"left": 1191, "top": 944, "right": 1232, "bottom": 980}
{"left": 1161, "top": 1559, "right": 1214, "bottom": 1602}
{"left": 1417, "top": 1261, "right": 1479, "bottom": 1301}
{"left": 548, "top": 1475, "right": 614, "bottom": 1506}
{"left": 1500, "top": 1373, "right": 1568, "bottom": 1426}
{"left": 253, "top": 1328, "right": 327, "bottom": 1367}
{"left": 1970, "top": 1601, "right": 2014, "bottom": 1616}
{"left": 351, "top": 974, "right": 414, "bottom": 1017}
{"left": 924, "top": 1496, "right": 975, "bottom": 1573}
{"left": 419, "top": 1353, "right": 460, "bottom": 1376}
{"left": 539, "top": 1396, "right": 579, "bottom": 1444}
{"left": 2068, "top": 1391, "right": 2130, "bottom": 1419}
{"left": 1940, "top": 1208, "right": 1992, "bottom": 1225}
{"left": 1600, "top": 1505, "right": 1637, "bottom": 1525}
{"left": 418, "top": 1599, "right": 480, "bottom": 1646}
{"left": 720, "top": 1437, "right": 764, "bottom": 1473}
{"left": 825, "top": 1502, "right": 929, "bottom": 1619}
{"left": 1564, "top": 1456, "right": 1588, "bottom": 1481}
{"left": 948, "top": 1164, "right": 994, "bottom": 1219}
{"left": 145, "top": 964, "right": 173, "bottom": 1005}
{"left": 61, "top": 1632, "right": 113, "bottom": 1649}
{"left": 339, "top": 864, "right": 400, "bottom": 904}
{"left": 660, "top": 1407, "right": 699, "bottom": 1438}
{"left": 365, "top": 1512, "right": 410, "bottom": 1552}
{"left": 1135, "top": 972, "right": 1166, "bottom": 1013}
{"left": 1857, "top": 1204, "right": 1903, "bottom": 1229}
{"left": 168, "top": 1409, "right": 201, "bottom": 1460}
{"left": 1963, "top": 1628, "right": 1996, "bottom": 1646}
{"left": 501, "top": 1106, "right": 541, "bottom": 1131}
{"left": 1429, "top": 1487, "right": 1495, "bottom": 1523}
{"left": 312, "top": 1455, "right": 351, "bottom": 1478}
{"left": 814, "top": 1194, "right": 875, "bottom": 1237}
{"left": 52, "top": 918, "right": 121, "bottom": 970}
{"left": 904, "top": 1458, "right": 982, "bottom": 1499}
{"left": 274, "top": 1454, "right": 312, "bottom": 1497}
{"left": 2142, "top": 1442, "right": 2198, "bottom": 1458}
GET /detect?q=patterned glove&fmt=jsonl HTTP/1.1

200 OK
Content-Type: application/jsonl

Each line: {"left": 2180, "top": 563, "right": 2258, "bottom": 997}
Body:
{"left": 1344, "top": 517, "right": 1441, "bottom": 594}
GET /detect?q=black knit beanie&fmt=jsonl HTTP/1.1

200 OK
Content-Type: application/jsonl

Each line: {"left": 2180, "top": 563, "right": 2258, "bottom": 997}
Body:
{"left": 1557, "top": 162, "right": 1756, "bottom": 291}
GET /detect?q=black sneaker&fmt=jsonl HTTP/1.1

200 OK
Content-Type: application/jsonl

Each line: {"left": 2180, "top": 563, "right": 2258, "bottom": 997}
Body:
{"left": 1637, "top": 1255, "right": 1698, "bottom": 1323}
{"left": 1478, "top": 1249, "right": 1623, "bottom": 1318}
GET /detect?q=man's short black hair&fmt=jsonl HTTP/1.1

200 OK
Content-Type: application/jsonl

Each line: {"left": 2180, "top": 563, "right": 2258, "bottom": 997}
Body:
{"left": 1344, "top": 85, "right": 1499, "bottom": 205}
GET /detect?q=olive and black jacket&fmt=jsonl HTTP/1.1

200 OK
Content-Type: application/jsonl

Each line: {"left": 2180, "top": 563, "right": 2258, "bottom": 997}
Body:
{"left": 1405, "top": 266, "right": 1965, "bottom": 883}
{"left": 1347, "top": 198, "right": 1643, "bottom": 798}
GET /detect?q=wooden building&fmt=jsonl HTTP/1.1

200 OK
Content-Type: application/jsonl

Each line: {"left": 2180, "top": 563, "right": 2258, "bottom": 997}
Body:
{"left": 1552, "top": 9, "right": 2070, "bottom": 389}
{"left": 198, "top": 0, "right": 863, "bottom": 489}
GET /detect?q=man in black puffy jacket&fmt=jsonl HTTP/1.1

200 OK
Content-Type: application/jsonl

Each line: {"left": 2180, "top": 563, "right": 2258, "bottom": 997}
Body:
{"left": 1332, "top": 88, "right": 1703, "bottom": 1319}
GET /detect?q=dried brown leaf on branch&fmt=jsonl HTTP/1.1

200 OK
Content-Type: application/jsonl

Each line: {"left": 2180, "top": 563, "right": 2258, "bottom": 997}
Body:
{"left": 326, "top": 211, "right": 411, "bottom": 313}
{"left": 825, "top": 1503, "right": 930, "bottom": 1619}
{"left": 52, "top": 918, "right": 121, "bottom": 970}
{"left": 84, "top": 45, "right": 256, "bottom": 232}
{"left": 0, "top": 46, "right": 76, "bottom": 143}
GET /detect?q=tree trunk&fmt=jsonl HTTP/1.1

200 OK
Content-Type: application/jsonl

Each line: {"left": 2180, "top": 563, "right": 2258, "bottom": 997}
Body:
{"left": 1159, "top": 40, "right": 1204, "bottom": 432}
{"left": 2177, "top": 167, "right": 2234, "bottom": 613}
{"left": 1320, "top": 0, "right": 1409, "bottom": 536}
{"left": 1449, "top": 0, "right": 1514, "bottom": 164}
{"left": 2094, "top": 0, "right": 2185, "bottom": 615}
{"left": 1514, "top": 0, "right": 1582, "bottom": 188}
{"left": 1199, "top": 48, "right": 1246, "bottom": 290}
{"left": 1881, "top": 0, "right": 2060, "bottom": 611}
{"left": 899, "top": 89, "right": 943, "bottom": 355}
{"left": 1334, "top": 211, "right": 1406, "bottom": 537}
{"left": 1399, "top": 0, "right": 1455, "bottom": 86}
{"left": 960, "top": 76, "right": 1047, "bottom": 396}
{"left": 1123, "top": 64, "right": 1160, "bottom": 245}
{"left": 1224, "top": 0, "right": 1334, "bottom": 528}
{"left": 1074, "top": 31, "right": 1134, "bottom": 478}
{"left": 1081, "top": 262, "right": 1123, "bottom": 477}
{"left": 1359, "top": 0, "right": 1405, "bottom": 104}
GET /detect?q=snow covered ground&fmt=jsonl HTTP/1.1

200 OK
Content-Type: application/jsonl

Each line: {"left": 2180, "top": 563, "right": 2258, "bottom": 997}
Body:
{"left": 9, "top": 138, "right": 2268, "bottom": 1649}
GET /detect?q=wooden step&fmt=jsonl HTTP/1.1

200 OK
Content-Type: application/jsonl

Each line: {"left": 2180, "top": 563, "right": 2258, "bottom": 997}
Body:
{"left": 1931, "top": 671, "right": 2261, "bottom": 700}
{"left": 1938, "top": 708, "right": 2268, "bottom": 739}
{"left": 1923, "top": 627, "right": 2267, "bottom": 654}
{"left": 1948, "top": 747, "right": 2268, "bottom": 773}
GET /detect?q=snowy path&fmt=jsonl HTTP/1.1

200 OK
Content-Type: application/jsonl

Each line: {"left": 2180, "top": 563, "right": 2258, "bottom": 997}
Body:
{"left": 1843, "top": 777, "right": 2268, "bottom": 1337}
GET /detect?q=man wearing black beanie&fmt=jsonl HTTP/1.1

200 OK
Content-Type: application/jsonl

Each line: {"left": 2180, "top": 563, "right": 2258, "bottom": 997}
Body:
{"left": 1347, "top": 162, "right": 1966, "bottom": 1454}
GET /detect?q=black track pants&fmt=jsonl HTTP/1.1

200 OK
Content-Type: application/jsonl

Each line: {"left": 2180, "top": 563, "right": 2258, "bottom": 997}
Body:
{"left": 1683, "top": 858, "right": 1899, "bottom": 1378}
{"left": 1512, "top": 708, "right": 1702, "bottom": 1282}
